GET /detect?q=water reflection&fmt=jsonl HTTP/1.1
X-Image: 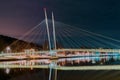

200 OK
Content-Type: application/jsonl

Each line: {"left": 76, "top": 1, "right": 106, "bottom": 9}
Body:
{"left": 0, "top": 59, "right": 51, "bottom": 66}
{"left": 0, "top": 55, "right": 120, "bottom": 75}
{"left": 0, "top": 55, "right": 118, "bottom": 67}
{"left": 0, "top": 55, "right": 120, "bottom": 67}
{"left": 58, "top": 55, "right": 120, "bottom": 66}
{"left": 5, "top": 68, "right": 10, "bottom": 74}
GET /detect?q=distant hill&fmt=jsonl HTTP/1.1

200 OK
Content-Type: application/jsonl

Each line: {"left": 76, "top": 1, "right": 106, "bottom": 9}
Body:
{"left": 0, "top": 35, "right": 42, "bottom": 52}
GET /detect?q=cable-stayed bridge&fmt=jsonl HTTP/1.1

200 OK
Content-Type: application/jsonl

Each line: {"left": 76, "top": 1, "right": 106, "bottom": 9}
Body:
{"left": 1, "top": 9, "right": 120, "bottom": 77}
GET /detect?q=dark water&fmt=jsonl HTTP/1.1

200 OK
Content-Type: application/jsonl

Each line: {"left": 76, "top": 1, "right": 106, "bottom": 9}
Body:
{"left": 1, "top": 55, "right": 120, "bottom": 80}
{"left": 1, "top": 69, "right": 120, "bottom": 80}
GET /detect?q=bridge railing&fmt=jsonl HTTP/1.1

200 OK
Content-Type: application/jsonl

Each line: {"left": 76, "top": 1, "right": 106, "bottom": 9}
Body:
{"left": 0, "top": 48, "right": 120, "bottom": 57}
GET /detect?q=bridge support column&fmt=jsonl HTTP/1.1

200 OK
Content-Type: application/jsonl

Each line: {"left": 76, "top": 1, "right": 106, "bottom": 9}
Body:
{"left": 49, "top": 60, "right": 57, "bottom": 80}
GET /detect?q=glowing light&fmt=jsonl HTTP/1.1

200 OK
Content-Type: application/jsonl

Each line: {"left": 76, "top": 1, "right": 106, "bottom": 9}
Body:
{"left": 6, "top": 46, "right": 11, "bottom": 53}
{"left": 5, "top": 68, "right": 10, "bottom": 74}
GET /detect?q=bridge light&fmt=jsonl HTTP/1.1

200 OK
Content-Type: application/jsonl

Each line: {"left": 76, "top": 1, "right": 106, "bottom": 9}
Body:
{"left": 6, "top": 46, "right": 11, "bottom": 53}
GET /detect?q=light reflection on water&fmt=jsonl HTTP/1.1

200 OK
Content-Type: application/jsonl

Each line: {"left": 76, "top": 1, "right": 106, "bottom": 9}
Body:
{"left": 1, "top": 55, "right": 120, "bottom": 67}
{"left": 58, "top": 55, "right": 120, "bottom": 66}
{"left": 0, "top": 55, "right": 120, "bottom": 80}
{"left": 0, "top": 55, "right": 119, "bottom": 71}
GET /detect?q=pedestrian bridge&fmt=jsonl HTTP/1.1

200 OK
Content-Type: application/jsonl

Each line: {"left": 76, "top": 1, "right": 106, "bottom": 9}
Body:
{"left": 1, "top": 48, "right": 120, "bottom": 57}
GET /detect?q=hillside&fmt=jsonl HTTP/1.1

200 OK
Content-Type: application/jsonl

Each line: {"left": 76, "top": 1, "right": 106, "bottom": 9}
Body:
{"left": 0, "top": 35, "right": 42, "bottom": 52}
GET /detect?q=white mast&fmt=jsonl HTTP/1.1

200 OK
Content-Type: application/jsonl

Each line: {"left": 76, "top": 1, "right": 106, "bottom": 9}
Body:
{"left": 44, "top": 8, "right": 51, "bottom": 51}
{"left": 52, "top": 12, "right": 57, "bottom": 50}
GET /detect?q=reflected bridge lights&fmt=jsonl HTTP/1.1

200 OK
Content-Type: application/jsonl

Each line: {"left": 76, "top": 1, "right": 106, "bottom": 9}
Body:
{"left": 5, "top": 68, "right": 10, "bottom": 74}
{"left": 49, "top": 61, "right": 57, "bottom": 68}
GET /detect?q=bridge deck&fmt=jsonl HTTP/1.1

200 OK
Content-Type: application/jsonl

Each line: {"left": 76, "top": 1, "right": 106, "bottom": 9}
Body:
{"left": 2, "top": 49, "right": 120, "bottom": 56}
{"left": 1, "top": 65, "right": 120, "bottom": 70}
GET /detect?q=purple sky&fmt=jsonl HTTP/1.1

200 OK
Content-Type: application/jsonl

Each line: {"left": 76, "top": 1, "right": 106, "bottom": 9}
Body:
{"left": 0, "top": 0, "right": 45, "bottom": 37}
{"left": 0, "top": 0, "right": 120, "bottom": 39}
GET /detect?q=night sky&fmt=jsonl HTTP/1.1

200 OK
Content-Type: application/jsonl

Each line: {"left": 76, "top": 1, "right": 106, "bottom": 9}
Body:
{"left": 0, "top": 0, "right": 120, "bottom": 39}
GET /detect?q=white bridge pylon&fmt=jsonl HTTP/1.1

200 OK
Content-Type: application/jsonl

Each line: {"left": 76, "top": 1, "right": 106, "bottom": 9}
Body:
{"left": 44, "top": 8, "right": 57, "bottom": 56}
